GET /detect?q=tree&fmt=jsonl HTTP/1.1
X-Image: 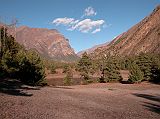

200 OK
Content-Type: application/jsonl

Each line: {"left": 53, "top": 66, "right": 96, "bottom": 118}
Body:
{"left": 17, "top": 50, "right": 45, "bottom": 85}
{"left": 50, "top": 63, "right": 56, "bottom": 74}
{"left": 103, "top": 56, "right": 122, "bottom": 82}
{"left": 77, "top": 52, "right": 92, "bottom": 81}
{"left": 0, "top": 27, "right": 46, "bottom": 85}
{"left": 63, "top": 66, "right": 73, "bottom": 85}
{"left": 128, "top": 62, "right": 144, "bottom": 83}
{"left": 151, "top": 55, "right": 160, "bottom": 83}
{"left": 136, "top": 53, "right": 152, "bottom": 81}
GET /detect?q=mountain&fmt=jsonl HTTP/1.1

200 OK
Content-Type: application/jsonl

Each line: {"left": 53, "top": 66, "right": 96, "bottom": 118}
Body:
{"left": 77, "top": 42, "right": 109, "bottom": 57}
{"left": 0, "top": 24, "right": 79, "bottom": 62}
{"left": 90, "top": 5, "right": 160, "bottom": 58}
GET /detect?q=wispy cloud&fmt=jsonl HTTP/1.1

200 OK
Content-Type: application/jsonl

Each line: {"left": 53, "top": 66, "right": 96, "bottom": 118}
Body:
{"left": 52, "top": 17, "right": 79, "bottom": 26}
{"left": 82, "top": 6, "right": 97, "bottom": 18}
{"left": 52, "top": 18, "right": 105, "bottom": 33}
{"left": 71, "top": 19, "right": 104, "bottom": 33}
{"left": 51, "top": 6, "right": 107, "bottom": 34}
{"left": 92, "top": 28, "right": 101, "bottom": 34}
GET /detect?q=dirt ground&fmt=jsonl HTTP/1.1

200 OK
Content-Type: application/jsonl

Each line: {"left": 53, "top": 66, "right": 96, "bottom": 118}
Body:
{"left": 0, "top": 83, "right": 160, "bottom": 119}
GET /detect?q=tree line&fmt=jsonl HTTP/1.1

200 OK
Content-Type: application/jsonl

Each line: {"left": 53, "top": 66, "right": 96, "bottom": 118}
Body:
{"left": 76, "top": 52, "right": 160, "bottom": 84}
{"left": 1, "top": 27, "right": 159, "bottom": 86}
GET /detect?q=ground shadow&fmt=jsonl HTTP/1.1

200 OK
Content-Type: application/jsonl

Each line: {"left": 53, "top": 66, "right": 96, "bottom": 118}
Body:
{"left": 143, "top": 102, "right": 160, "bottom": 115}
{"left": 52, "top": 86, "right": 73, "bottom": 89}
{"left": 133, "top": 93, "right": 160, "bottom": 102}
{"left": 0, "top": 79, "right": 40, "bottom": 96}
{"left": 133, "top": 93, "right": 160, "bottom": 114}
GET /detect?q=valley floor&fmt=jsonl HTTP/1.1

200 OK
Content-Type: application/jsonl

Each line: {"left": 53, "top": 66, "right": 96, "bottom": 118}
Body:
{"left": 0, "top": 83, "right": 160, "bottom": 119}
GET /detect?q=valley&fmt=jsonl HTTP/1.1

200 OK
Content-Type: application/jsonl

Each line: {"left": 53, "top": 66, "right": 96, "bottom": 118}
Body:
{"left": 0, "top": 2, "right": 160, "bottom": 119}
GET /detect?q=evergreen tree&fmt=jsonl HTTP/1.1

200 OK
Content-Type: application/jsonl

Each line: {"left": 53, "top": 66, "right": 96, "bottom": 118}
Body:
{"left": 136, "top": 53, "right": 152, "bottom": 81}
{"left": 151, "top": 55, "right": 160, "bottom": 83}
{"left": 103, "top": 56, "right": 122, "bottom": 82}
{"left": 17, "top": 50, "right": 45, "bottom": 85}
{"left": 63, "top": 66, "right": 73, "bottom": 85}
{"left": 77, "top": 52, "right": 92, "bottom": 81}
{"left": 0, "top": 27, "right": 45, "bottom": 85}
{"left": 128, "top": 62, "right": 144, "bottom": 83}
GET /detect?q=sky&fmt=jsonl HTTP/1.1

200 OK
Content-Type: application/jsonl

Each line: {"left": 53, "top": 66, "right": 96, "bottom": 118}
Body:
{"left": 0, "top": 0, "right": 160, "bottom": 53}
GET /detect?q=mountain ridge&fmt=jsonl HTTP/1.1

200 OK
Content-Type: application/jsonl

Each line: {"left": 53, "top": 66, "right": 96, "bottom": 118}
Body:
{"left": 89, "top": 5, "right": 160, "bottom": 59}
{"left": 0, "top": 24, "right": 79, "bottom": 62}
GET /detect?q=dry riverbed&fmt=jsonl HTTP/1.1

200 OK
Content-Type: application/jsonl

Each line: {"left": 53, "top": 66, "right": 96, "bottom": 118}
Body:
{"left": 0, "top": 83, "right": 160, "bottom": 119}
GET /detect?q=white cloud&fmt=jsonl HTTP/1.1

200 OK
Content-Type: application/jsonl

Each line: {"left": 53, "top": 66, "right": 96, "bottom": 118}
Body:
{"left": 92, "top": 28, "right": 101, "bottom": 34}
{"left": 84, "top": 6, "right": 97, "bottom": 17}
{"left": 52, "top": 18, "right": 105, "bottom": 34}
{"left": 71, "top": 19, "right": 104, "bottom": 33}
{"left": 52, "top": 17, "right": 78, "bottom": 25}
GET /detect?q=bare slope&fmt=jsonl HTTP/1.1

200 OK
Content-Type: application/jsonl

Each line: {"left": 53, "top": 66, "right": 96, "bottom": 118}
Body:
{"left": 0, "top": 24, "right": 79, "bottom": 61}
{"left": 91, "top": 5, "right": 160, "bottom": 58}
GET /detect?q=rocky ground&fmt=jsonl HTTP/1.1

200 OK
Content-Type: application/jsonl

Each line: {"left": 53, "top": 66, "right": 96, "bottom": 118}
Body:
{"left": 0, "top": 83, "right": 160, "bottom": 119}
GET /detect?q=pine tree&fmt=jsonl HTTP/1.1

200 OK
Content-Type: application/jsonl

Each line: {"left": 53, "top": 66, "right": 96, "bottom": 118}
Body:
{"left": 0, "top": 27, "right": 45, "bottom": 85}
{"left": 136, "top": 53, "right": 152, "bottom": 81}
{"left": 103, "top": 56, "right": 122, "bottom": 82}
{"left": 77, "top": 52, "right": 92, "bottom": 81}
{"left": 151, "top": 55, "right": 160, "bottom": 83}
{"left": 63, "top": 66, "right": 73, "bottom": 85}
{"left": 18, "top": 50, "right": 45, "bottom": 85}
{"left": 128, "top": 62, "right": 144, "bottom": 83}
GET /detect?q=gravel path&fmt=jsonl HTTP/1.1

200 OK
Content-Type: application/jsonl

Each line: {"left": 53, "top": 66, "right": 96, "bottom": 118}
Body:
{"left": 0, "top": 83, "right": 160, "bottom": 119}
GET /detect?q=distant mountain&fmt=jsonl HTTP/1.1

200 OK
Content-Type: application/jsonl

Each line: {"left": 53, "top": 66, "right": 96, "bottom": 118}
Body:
{"left": 90, "top": 5, "right": 160, "bottom": 59}
{"left": 0, "top": 24, "right": 79, "bottom": 62}
{"left": 77, "top": 42, "right": 109, "bottom": 57}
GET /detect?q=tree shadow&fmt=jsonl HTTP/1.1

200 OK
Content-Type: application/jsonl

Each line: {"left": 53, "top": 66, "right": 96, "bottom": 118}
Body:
{"left": 52, "top": 86, "right": 73, "bottom": 89}
{"left": 143, "top": 102, "right": 160, "bottom": 115}
{"left": 0, "top": 79, "right": 40, "bottom": 96}
{"left": 133, "top": 93, "right": 160, "bottom": 102}
{"left": 133, "top": 93, "right": 160, "bottom": 114}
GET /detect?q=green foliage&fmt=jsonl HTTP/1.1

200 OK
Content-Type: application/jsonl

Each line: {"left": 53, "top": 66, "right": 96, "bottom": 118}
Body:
{"left": 63, "top": 64, "right": 70, "bottom": 73}
{"left": 50, "top": 63, "right": 56, "bottom": 74}
{"left": 63, "top": 66, "right": 73, "bottom": 85}
{"left": 128, "top": 62, "right": 144, "bottom": 83}
{"left": 136, "top": 53, "right": 152, "bottom": 81}
{"left": 17, "top": 50, "right": 45, "bottom": 85}
{"left": 0, "top": 27, "right": 46, "bottom": 85}
{"left": 151, "top": 55, "right": 160, "bottom": 83}
{"left": 103, "top": 56, "right": 122, "bottom": 82}
{"left": 114, "top": 37, "right": 125, "bottom": 45}
{"left": 77, "top": 52, "right": 92, "bottom": 81}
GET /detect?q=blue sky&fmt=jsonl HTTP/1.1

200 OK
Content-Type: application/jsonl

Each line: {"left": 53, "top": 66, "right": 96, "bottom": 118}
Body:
{"left": 0, "top": 0, "right": 160, "bottom": 53}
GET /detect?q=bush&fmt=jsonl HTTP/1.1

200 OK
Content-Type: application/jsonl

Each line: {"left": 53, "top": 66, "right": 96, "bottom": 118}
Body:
{"left": 98, "top": 76, "right": 106, "bottom": 83}
{"left": 50, "top": 63, "right": 56, "bottom": 74}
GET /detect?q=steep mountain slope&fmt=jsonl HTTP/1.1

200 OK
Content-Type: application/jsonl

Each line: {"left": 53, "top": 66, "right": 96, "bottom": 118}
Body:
{"left": 77, "top": 42, "right": 109, "bottom": 57}
{"left": 0, "top": 24, "right": 79, "bottom": 61}
{"left": 91, "top": 5, "right": 160, "bottom": 58}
